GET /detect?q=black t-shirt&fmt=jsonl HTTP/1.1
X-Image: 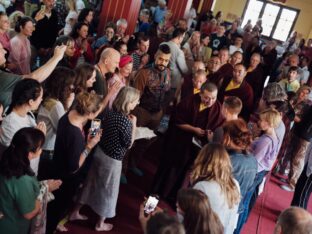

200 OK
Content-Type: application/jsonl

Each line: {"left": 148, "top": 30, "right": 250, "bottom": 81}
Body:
{"left": 209, "top": 33, "right": 228, "bottom": 52}
{"left": 30, "top": 9, "right": 59, "bottom": 49}
{"left": 53, "top": 113, "right": 85, "bottom": 178}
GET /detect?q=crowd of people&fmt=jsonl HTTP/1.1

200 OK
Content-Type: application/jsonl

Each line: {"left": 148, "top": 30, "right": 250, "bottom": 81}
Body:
{"left": 1, "top": 0, "right": 312, "bottom": 234}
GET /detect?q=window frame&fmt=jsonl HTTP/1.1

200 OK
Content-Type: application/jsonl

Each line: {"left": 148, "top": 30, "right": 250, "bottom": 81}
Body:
{"left": 241, "top": 0, "right": 300, "bottom": 42}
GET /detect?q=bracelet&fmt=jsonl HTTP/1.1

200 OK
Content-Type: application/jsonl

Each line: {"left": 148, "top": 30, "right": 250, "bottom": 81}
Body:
{"left": 82, "top": 147, "right": 90, "bottom": 158}
{"left": 85, "top": 145, "right": 92, "bottom": 152}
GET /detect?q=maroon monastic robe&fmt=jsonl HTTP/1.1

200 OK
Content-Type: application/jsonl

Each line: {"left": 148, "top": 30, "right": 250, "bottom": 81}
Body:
{"left": 151, "top": 94, "right": 224, "bottom": 203}
{"left": 245, "top": 65, "right": 265, "bottom": 109}
{"left": 218, "top": 76, "right": 254, "bottom": 121}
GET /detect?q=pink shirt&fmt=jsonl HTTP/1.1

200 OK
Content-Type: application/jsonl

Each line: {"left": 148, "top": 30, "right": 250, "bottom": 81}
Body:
{"left": 107, "top": 74, "right": 126, "bottom": 109}
{"left": 9, "top": 34, "right": 31, "bottom": 75}
{"left": 0, "top": 32, "right": 11, "bottom": 52}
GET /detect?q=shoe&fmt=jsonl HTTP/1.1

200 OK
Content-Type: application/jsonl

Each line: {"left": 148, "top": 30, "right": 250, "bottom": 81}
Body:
{"left": 120, "top": 174, "right": 128, "bottom": 184}
{"left": 130, "top": 167, "right": 144, "bottom": 177}
{"left": 280, "top": 184, "right": 294, "bottom": 192}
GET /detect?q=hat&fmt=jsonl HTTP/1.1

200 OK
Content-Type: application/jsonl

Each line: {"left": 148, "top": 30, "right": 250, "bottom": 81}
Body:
{"left": 119, "top": 55, "right": 133, "bottom": 68}
{"left": 263, "top": 83, "right": 287, "bottom": 103}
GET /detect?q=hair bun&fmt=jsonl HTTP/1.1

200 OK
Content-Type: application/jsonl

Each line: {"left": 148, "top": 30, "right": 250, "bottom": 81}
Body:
{"left": 16, "top": 16, "right": 22, "bottom": 22}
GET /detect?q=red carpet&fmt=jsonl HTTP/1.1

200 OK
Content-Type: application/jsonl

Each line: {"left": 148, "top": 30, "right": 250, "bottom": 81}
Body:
{"left": 242, "top": 175, "right": 312, "bottom": 234}
{"left": 56, "top": 140, "right": 312, "bottom": 234}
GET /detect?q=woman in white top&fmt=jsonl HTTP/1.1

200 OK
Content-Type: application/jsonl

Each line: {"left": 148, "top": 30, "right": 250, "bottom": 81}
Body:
{"left": 64, "top": 0, "right": 78, "bottom": 36}
{"left": 177, "top": 188, "right": 224, "bottom": 234}
{"left": 37, "top": 67, "right": 76, "bottom": 179}
{"left": 191, "top": 143, "right": 241, "bottom": 234}
{"left": 0, "top": 79, "right": 46, "bottom": 174}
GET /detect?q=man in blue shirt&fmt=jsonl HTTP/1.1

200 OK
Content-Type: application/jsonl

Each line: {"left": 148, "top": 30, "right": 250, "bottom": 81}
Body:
{"left": 153, "top": 0, "right": 167, "bottom": 24}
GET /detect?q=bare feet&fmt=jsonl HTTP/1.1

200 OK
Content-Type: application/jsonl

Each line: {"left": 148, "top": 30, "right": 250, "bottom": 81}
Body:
{"left": 95, "top": 222, "right": 113, "bottom": 231}
{"left": 47, "top": 179, "right": 62, "bottom": 192}
{"left": 69, "top": 212, "right": 88, "bottom": 221}
{"left": 56, "top": 224, "right": 68, "bottom": 232}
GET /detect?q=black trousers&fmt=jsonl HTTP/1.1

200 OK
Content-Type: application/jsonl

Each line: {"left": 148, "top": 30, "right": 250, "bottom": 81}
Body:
{"left": 291, "top": 165, "right": 312, "bottom": 209}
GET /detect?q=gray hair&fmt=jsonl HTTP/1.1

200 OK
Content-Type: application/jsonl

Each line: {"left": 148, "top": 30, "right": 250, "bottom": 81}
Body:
{"left": 116, "top": 18, "right": 128, "bottom": 27}
{"left": 112, "top": 87, "right": 140, "bottom": 115}
{"left": 140, "top": 9, "right": 150, "bottom": 17}
{"left": 158, "top": 0, "right": 166, "bottom": 5}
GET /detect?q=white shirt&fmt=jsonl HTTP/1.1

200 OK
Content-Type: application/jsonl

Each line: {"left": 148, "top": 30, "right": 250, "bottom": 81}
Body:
{"left": 193, "top": 180, "right": 240, "bottom": 234}
{"left": 186, "top": 7, "right": 196, "bottom": 29}
{"left": 0, "top": 0, "right": 10, "bottom": 12}
{"left": 64, "top": 10, "right": 78, "bottom": 36}
{"left": 229, "top": 45, "right": 243, "bottom": 55}
{"left": 75, "top": 0, "right": 85, "bottom": 14}
{"left": 37, "top": 100, "right": 65, "bottom": 150}
{"left": 0, "top": 111, "right": 37, "bottom": 146}
{"left": 301, "top": 66, "right": 310, "bottom": 84}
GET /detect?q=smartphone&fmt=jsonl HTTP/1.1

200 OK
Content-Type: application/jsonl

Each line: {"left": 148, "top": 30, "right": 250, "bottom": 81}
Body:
{"left": 40, "top": 5, "right": 46, "bottom": 11}
{"left": 90, "top": 119, "right": 101, "bottom": 137}
{"left": 144, "top": 195, "right": 159, "bottom": 216}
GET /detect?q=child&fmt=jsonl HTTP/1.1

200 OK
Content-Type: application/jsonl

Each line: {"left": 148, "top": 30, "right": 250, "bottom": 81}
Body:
{"left": 247, "top": 108, "right": 282, "bottom": 215}
{"left": 209, "top": 96, "right": 242, "bottom": 143}
{"left": 278, "top": 66, "right": 300, "bottom": 93}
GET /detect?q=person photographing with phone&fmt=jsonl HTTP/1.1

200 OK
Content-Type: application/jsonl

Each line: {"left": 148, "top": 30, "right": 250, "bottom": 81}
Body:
{"left": 46, "top": 92, "right": 103, "bottom": 233}
{"left": 31, "top": 0, "right": 59, "bottom": 66}
{"left": 70, "top": 87, "right": 140, "bottom": 231}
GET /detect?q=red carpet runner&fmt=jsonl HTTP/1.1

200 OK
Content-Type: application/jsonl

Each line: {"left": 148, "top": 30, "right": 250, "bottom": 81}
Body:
{"left": 56, "top": 143, "right": 312, "bottom": 234}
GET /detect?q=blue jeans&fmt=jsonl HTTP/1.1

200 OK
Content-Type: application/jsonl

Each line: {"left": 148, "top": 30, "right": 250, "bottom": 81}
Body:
{"left": 234, "top": 170, "right": 268, "bottom": 234}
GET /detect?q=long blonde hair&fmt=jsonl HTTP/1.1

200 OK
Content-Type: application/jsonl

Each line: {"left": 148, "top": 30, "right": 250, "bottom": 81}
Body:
{"left": 190, "top": 143, "right": 240, "bottom": 208}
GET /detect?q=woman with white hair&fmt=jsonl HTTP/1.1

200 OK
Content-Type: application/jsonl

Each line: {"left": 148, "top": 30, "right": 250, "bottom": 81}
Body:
{"left": 69, "top": 86, "right": 140, "bottom": 231}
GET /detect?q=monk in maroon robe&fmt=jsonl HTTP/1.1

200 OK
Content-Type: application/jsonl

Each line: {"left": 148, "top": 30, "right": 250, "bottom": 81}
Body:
{"left": 245, "top": 53, "right": 265, "bottom": 109}
{"left": 152, "top": 82, "right": 224, "bottom": 205}
{"left": 206, "top": 56, "right": 221, "bottom": 85}
{"left": 181, "top": 69, "right": 207, "bottom": 100}
{"left": 218, "top": 63, "right": 254, "bottom": 121}
{"left": 180, "top": 61, "right": 206, "bottom": 100}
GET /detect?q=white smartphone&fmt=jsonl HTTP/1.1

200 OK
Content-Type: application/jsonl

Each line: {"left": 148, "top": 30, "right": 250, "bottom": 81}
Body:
{"left": 144, "top": 195, "right": 159, "bottom": 215}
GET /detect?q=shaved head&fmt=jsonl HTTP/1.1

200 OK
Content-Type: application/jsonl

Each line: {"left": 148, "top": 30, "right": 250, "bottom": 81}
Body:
{"left": 100, "top": 48, "right": 121, "bottom": 73}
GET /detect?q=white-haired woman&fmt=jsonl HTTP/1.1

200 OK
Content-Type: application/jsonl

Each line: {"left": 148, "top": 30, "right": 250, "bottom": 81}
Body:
{"left": 69, "top": 86, "right": 140, "bottom": 231}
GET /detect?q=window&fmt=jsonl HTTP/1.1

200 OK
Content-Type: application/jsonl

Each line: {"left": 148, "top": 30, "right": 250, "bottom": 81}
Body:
{"left": 242, "top": 0, "right": 299, "bottom": 42}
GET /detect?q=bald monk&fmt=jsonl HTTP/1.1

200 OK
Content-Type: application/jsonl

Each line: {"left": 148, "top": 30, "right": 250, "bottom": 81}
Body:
{"left": 245, "top": 53, "right": 265, "bottom": 109}
{"left": 180, "top": 60, "right": 206, "bottom": 100}
{"left": 181, "top": 69, "right": 207, "bottom": 100}
{"left": 152, "top": 82, "right": 224, "bottom": 205}
{"left": 218, "top": 63, "right": 254, "bottom": 121}
{"left": 218, "top": 48, "right": 233, "bottom": 78}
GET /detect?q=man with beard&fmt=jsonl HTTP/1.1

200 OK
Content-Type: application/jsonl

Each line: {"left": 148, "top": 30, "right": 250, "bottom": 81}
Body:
{"left": 133, "top": 44, "right": 171, "bottom": 129}
{"left": 123, "top": 44, "right": 171, "bottom": 180}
